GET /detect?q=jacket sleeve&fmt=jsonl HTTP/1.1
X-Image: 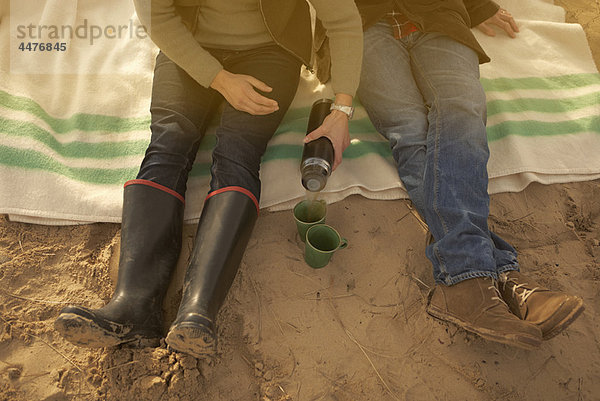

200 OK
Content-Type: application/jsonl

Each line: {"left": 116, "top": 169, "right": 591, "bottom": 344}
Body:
{"left": 309, "top": 0, "right": 364, "bottom": 97}
{"left": 133, "top": 0, "right": 223, "bottom": 88}
{"left": 463, "top": 0, "right": 500, "bottom": 28}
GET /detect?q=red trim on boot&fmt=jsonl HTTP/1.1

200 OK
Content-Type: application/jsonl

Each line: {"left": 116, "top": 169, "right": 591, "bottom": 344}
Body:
{"left": 124, "top": 179, "right": 185, "bottom": 204}
{"left": 206, "top": 186, "right": 259, "bottom": 215}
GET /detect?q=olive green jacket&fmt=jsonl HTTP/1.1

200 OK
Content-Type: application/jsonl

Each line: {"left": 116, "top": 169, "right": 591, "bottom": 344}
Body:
{"left": 134, "top": 0, "right": 311, "bottom": 88}
{"left": 135, "top": 0, "right": 363, "bottom": 95}
{"left": 173, "top": 0, "right": 313, "bottom": 67}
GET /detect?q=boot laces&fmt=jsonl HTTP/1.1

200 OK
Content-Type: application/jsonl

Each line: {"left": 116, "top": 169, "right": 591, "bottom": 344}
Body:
{"left": 511, "top": 283, "right": 539, "bottom": 307}
{"left": 488, "top": 278, "right": 509, "bottom": 309}
{"left": 499, "top": 272, "right": 539, "bottom": 307}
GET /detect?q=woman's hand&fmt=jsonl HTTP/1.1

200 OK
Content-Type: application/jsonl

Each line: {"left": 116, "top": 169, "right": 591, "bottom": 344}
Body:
{"left": 476, "top": 8, "right": 520, "bottom": 38}
{"left": 210, "top": 70, "right": 279, "bottom": 115}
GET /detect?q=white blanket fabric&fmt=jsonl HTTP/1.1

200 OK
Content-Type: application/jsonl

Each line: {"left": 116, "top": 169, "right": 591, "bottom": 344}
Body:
{"left": 0, "top": 0, "right": 599, "bottom": 224}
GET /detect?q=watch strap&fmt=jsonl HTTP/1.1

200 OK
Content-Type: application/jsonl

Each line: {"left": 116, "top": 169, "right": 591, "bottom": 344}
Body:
{"left": 329, "top": 103, "right": 354, "bottom": 120}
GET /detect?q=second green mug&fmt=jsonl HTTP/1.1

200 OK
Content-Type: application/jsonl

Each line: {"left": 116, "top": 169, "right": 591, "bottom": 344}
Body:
{"left": 304, "top": 224, "right": 348, "bottom": 269}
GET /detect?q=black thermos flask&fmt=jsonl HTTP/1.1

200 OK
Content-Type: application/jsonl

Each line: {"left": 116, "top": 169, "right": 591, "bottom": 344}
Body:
{"left": 301, "top": 99, "right": 334, "bottom": 192}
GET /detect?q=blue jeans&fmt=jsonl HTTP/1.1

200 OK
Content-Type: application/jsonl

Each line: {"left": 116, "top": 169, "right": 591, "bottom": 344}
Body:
{"left": 137, "top": 45, "right": 302, "bottom": 202}
{"left": 357, "top": 22, "right": 518, "bottom": 285}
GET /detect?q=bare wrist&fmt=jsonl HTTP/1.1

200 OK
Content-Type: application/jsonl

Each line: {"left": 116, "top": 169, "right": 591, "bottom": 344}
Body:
{"left": 209, "top": 69, "right": 228, "bottom": 90}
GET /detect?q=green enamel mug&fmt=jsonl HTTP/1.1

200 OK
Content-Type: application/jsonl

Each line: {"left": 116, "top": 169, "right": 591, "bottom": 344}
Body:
{"left": 293, "top": 199, "right": 327, "bottom": 242}
{"left": 304, "top": 224, "right": 348, "bottom": 269}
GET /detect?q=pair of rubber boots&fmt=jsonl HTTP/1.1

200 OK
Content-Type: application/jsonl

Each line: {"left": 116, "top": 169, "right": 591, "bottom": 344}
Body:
{"left": 54, "top": 182, "right": 257, "bottom": 359}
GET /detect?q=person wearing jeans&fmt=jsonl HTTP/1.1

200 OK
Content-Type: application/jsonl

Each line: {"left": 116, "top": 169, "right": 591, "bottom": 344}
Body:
{"left": 315, "top": 0, "right": 584, "bottom": 349}
{"left": 54, "top": 0, "right": 363, "bottom": 359}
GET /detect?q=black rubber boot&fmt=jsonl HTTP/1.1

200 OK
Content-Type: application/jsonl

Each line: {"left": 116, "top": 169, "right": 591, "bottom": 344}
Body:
{"left": 54, "top": 181, "right": 184, "bottom": 348}
{"left": 165, "top": 188, "right": 258, "bottom": 358}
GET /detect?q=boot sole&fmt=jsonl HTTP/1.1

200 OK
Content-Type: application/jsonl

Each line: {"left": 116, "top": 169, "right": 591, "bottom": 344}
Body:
{"left": 54, "top": 313, "right": 160, "bottom": 348}
{"left": 541, "top": 299, "right": 585, "bottom": 340}
{"left": 426, "top": 306, "right": 542, "bottom": 350}
{"left": 166, "top": 322, "right": 216, "bottom": 359}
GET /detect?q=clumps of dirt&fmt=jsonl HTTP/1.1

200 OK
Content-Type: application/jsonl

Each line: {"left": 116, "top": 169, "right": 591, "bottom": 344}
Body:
{"left": 564, "top": 194, "right": 594, "bottom": 233}
{"left": 560, "top": 186, "right": 600, "bottom": 259}
{"left": 0, "top": 382, "right": 28, "bottom": 401}
{"left": 260, "top": 382, "right": 293, "bottom": 401}
{"left": 253, "top": 357, "right": 297, "bottom": 401}
{"left": 96, "top": 345, "right": 206, "bottom": 401}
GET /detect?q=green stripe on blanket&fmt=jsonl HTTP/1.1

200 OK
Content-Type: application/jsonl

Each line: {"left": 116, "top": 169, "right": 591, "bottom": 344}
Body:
{"left": 0, "top": 90, "right": 150, "bottom": 134}
{"left": 2, "top": 73, "right": 598, "bottom": 134}
{"left": 487, "top": 115, "right": 600, "bottom": 142}
{"left": 263, "top": 140, "right": 393, "bottom": 162}
{"left": 481, "top": 73, "right": 600, "bottom": 92}
{"left": 0, "top": 117, "right": 148, "bottom": 158}
{"left": 0, "top": 144, "right": 213, "bottom": 185}
{"left": 0, "top": 139, "right": 392, "bottom": 185}
{"left": 487, "top": 92, "right": 599, "bottom": 116}
{"left": 1, "top": 73, "right": 598, "bottom": 186}
{"left": 0, "top": 144, "right": 138, "bottom": 184}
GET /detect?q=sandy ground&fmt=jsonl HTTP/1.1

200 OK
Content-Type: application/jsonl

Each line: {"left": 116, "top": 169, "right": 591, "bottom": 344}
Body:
{"left": 1, "top": 2, "right": 599, "bottom": 400}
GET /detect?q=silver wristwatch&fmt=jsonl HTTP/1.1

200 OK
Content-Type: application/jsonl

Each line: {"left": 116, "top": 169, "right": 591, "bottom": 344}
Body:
{"left": 329, "top": 103, "right": 354, "bottom": 120}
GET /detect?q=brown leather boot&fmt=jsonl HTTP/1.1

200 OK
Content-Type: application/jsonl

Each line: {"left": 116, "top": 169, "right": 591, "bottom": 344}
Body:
{"left": 426, "top": 277, "right": 543, "bottom": 350}
{"left": 498, "top": 271, "right": 584, "bottom": 340}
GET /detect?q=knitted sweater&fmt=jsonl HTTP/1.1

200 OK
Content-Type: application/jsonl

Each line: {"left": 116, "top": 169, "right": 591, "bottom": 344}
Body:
{"left": 134, "top": 0, "right": 363, "bottom": 96}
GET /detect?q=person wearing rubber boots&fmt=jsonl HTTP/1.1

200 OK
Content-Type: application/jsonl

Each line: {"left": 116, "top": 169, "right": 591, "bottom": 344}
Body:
{"left": 314, "top": 0, "right": 585, "bottom": 349}
{"left": 54, "top": 0, "right": 363, "bottom": 359}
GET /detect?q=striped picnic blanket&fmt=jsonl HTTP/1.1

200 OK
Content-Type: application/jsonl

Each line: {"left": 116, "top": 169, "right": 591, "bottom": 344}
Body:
{"left": 1, "top": 0, "right": 599, "bottom": 224}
